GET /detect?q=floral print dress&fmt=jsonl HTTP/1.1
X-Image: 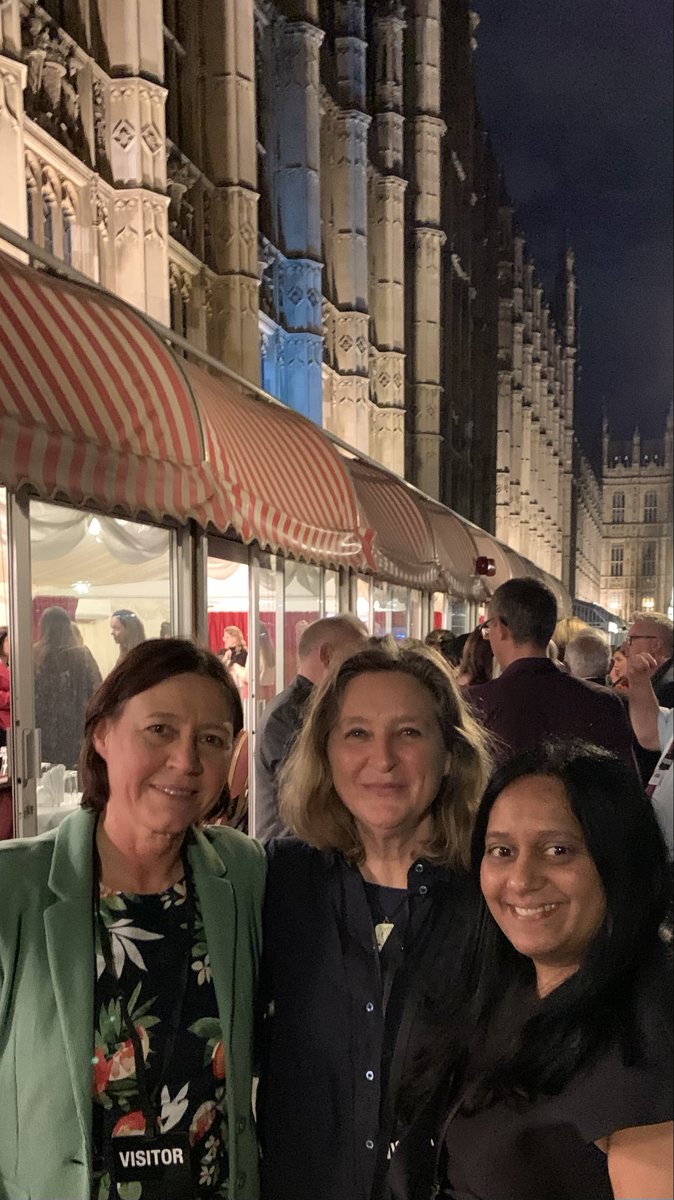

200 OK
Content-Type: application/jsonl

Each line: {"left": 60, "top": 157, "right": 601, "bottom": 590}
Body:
{"left": 92, "top": 879, "right": 229, "bottom": 1200}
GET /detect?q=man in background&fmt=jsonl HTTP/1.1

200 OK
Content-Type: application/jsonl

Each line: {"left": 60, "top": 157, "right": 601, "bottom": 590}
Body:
{"left": 254, "top": 615, "right": 367, "bottom": 842}
{"left": 565, "top": 631, "right": 611, "bottom": 686}
{"left": 468, "top": 578, "right": 635, "bottom": 769}
{"left": 625, "top": 613, "right": 673, "bottom": 783}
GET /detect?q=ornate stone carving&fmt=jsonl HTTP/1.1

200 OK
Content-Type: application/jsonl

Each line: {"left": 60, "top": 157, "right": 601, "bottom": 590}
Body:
{"left": 167, "top": 145, "right": 200, "bottom": 255}
{"left": 112, "top": 117, "right": 135, "bottom": 151}
{"left": 21, "top": 8, "right": 88, "bottom": 162}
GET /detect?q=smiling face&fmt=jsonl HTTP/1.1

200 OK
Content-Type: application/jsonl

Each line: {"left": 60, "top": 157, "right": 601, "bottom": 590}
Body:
{"left": 327, "top": 671, "right": 451, "bottom": 844}
{"left": 93, "top": 673, "right": 234, "bottom": 839}
{"left": 480, "top": 775, "right": 606, "bottom": 994}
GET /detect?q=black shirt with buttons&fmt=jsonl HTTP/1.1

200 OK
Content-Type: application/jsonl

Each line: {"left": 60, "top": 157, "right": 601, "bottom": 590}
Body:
{"left": 258, "top": 838, "right": 474, "bottom": 1200}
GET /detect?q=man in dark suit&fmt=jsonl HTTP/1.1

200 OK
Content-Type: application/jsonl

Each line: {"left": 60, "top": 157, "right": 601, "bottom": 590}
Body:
{"left": 468, "top": 578, "right": 636, "bottom": 769}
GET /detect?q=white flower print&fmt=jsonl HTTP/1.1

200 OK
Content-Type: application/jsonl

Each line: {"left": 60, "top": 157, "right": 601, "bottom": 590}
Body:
{"left": 192, "top": 955, "right": 212, "bottom": 985}
{"left": 199, "top": 1162, "right": 217, "bottom": 1186}
{"left": 203, "top": 1133, "right": 219, "bottom": 1162}
{"left": 96, "top": 918, "right": 163, "bottom": 980}
{"left": 159, "top": 1082, "right": 190, "bottom": 1132}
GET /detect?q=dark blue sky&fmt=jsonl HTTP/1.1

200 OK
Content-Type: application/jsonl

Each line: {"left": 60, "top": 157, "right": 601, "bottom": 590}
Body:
{"left": 474, "top": 0, "right": 673, "bottom": 452}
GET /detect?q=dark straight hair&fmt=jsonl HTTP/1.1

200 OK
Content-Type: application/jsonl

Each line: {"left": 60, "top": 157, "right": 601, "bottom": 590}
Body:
{"left": 404, "top": 741, "right": 672, "bottom": 1119}
{"left": 80, "top": 637, "right": 243, "bottom": 819}
{"left": 462, "top": 741, "right": 672, "bottom": 1106}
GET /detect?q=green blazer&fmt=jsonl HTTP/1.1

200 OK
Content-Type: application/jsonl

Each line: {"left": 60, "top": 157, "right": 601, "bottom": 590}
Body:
{"left": 0, "top": 809, "right": 265, "bottom": 1200}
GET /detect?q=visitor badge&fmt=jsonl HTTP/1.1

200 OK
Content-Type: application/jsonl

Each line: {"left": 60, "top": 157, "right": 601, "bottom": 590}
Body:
{"left": 110, "top": 1131, "right": 195, "bottom": 1197}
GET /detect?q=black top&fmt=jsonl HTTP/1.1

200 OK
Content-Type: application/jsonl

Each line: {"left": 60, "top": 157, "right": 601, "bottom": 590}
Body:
{"left": 92, "top": 881, "right": 229, "bottom": 1199}
{"left": 254, "top": 675, "right": 314, "bottom": 841}
{"left": 438, "top": 968, "right": 673, "bottom": 1200}
{"left": 258, "top": 838, "right": 475, "bottom": 1200}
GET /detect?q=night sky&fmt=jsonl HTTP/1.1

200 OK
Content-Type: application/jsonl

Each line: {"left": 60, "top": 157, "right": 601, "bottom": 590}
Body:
{"left": 473, "top": 0, "right": 673, "bottom": 456}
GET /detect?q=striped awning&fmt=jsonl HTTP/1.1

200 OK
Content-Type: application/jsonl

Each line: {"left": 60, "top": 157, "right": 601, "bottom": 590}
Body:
{"left": 183, "top": 361, "right": 373, "bottom": 570}
{"left": 0, "top": 251, "right": 221, "bottom": 525}
{"left": 421, "top": 501, "right": 490, "bottom": 600}
{"left": 343, "top": 458, "right": 442, "bottom": 589}
{"left": 470, "top": 526, "right": 572, "bottom": 616}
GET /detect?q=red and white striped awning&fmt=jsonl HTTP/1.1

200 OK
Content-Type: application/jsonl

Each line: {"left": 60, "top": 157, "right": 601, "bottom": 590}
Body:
{"left": 183, "top": 360, "right": 373, "bottom": 570}
{"left": 421, "top": 501, "right": 490, "bottom": 600}
{"left": 344, "top": 458, "right": 442, "bottom": 589}
{"left": 0, "top": 251, "right": 222, "bottom": 525}
{"left": 469, "top": 526, "right": 572, "bottom": 615}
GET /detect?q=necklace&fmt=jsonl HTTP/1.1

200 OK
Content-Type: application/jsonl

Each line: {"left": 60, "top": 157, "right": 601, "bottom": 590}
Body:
{"left": 369, "top": 887, "right": 409, "bottom": 951}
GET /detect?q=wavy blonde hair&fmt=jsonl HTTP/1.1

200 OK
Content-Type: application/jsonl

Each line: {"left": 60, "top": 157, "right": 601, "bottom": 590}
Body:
{"left": 278, "top": 638, "right": 493, "bottom": 869}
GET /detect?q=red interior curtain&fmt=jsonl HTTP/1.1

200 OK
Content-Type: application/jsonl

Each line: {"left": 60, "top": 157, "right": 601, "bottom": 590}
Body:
{"left": 32, "top": 596, "right": 79, "bottom": 642}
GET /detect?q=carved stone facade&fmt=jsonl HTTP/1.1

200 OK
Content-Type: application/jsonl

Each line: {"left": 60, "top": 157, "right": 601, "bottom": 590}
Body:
{"left": 0, "top": 0, "right": 603, "bottom": 592}
{"left": 600, "top": 406, "right": 673, "bottom": 621}
{"left": 571, "top": 436, "right": 602, "bottom": 605}
{"left": 495, "top": 208, "right": 577, "bottom": 588}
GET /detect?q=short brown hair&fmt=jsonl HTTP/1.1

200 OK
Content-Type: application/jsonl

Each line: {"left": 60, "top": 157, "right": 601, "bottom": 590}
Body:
{"left": 278, "top": 639, "right": 492, "bottom": 869}
{"left": 80, "top": 638, "right": 243, "bottom": 817}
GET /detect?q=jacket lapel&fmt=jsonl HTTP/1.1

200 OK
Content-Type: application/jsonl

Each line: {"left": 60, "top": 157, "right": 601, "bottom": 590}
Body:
{"left": 188, "top": 830, "right": 236, "bottom": 1045}
{"left": 43, "top": 809, "right": 97, "bottom": 1165}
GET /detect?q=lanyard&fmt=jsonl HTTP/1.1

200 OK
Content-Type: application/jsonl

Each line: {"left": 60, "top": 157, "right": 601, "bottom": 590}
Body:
{"left": 94, "top": 841, "right": 196, "bottom": 1138}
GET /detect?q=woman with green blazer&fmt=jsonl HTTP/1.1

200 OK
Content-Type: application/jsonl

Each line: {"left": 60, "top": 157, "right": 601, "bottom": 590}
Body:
{"left": 0, "top": 639, "right": 265, "bottom": 1200}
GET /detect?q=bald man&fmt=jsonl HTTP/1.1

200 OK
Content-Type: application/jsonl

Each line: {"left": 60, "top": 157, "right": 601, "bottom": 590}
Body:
{"left": 254, "top": 615, "right": 367, "bottom": 842}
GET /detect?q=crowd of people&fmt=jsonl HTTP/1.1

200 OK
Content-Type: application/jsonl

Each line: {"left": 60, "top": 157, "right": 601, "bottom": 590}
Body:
{"left": 0, "top": 581, "right": 671, "bottom": 1199}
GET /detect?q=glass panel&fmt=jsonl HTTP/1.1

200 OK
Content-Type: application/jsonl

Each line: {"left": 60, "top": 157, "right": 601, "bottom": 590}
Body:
{"left": 30, "top": 500, "right": 172, "bottom": 834}
{"left": 431, "top": 591, "right": 446, "bottom": 632}
{"left": 389, "top": 585, "right": 409, "bottom": 640}
{"left": 0, "top": 489, "right": 11, "bottom": 839}
{"left": 409, "top": 590, "right": 424, "bottom": 640}
{"left": 206, "top": 550, "right": 250, "bottom": 726}
{"left": 355, "top": 576, "right": 371, "bottom": 633}
{"left": 284, "top": 562, "right": 321, "bottom": 688}
{"left": 372, "top": 580, "right": 389, "bottom": 637}
{"left": 324, "top": 569, "right": 339, "bottom": 617}
{"left": 256, "top": 557, "right": 280, "bottom": 719}
{"left": 447, "top": 599, "right": 469, "bottom": 636}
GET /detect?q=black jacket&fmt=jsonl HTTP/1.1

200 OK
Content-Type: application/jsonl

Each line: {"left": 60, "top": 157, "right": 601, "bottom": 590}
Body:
{"left": 254, "top": 675, "right": 313, "bottom": 841}
{"left": 257, "top": 839, "right": 477, "bottom": 1200}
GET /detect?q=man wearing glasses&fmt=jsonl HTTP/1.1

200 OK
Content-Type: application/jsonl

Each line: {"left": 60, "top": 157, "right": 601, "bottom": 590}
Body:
{"left": 625, "top": 614, "right": 674, "bottom": 707}
{"left": 468, "top": 578, "right": 635, "bottom": 769}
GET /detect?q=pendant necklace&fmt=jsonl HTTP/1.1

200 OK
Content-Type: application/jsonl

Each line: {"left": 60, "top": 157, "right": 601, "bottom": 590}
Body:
{"left": 374, "top": 892, "right": 409, "bottom": 951}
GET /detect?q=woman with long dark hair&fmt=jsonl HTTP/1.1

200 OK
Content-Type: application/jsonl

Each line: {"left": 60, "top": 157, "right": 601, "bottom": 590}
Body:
{"left": 389, "top": 741, "right": 672, "bottom": 1200}
{"left": 110, "top": 609, "right": 146, "bottom": 661}
{"left": 34, "top": 606, "right": 102, "bottom": 767}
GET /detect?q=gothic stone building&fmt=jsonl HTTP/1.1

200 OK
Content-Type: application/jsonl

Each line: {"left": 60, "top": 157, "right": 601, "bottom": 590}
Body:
{"left": 600, "top": 406, "right": 673, "bottom": 622}
{"left": 1, "top": 0, "right": 591, "bottom": 595}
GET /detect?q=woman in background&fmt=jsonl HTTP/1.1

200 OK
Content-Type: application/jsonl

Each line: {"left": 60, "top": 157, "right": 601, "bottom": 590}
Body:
{"left": 455, "top": 627, "right": 494, "bottom": 689}
{"left": 608, "top": 642, "right": 629, "bottom": 690}
{"left": 110, "top": 608, "right": 146, "bottom": 661}
{"left": 34, "top": 606, "right": 102, "bottom": 768}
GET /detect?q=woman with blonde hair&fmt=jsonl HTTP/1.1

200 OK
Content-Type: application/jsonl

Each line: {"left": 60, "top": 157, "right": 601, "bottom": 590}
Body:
{"left": 257, "top": 639, "right": 492, "bottom": 1200}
